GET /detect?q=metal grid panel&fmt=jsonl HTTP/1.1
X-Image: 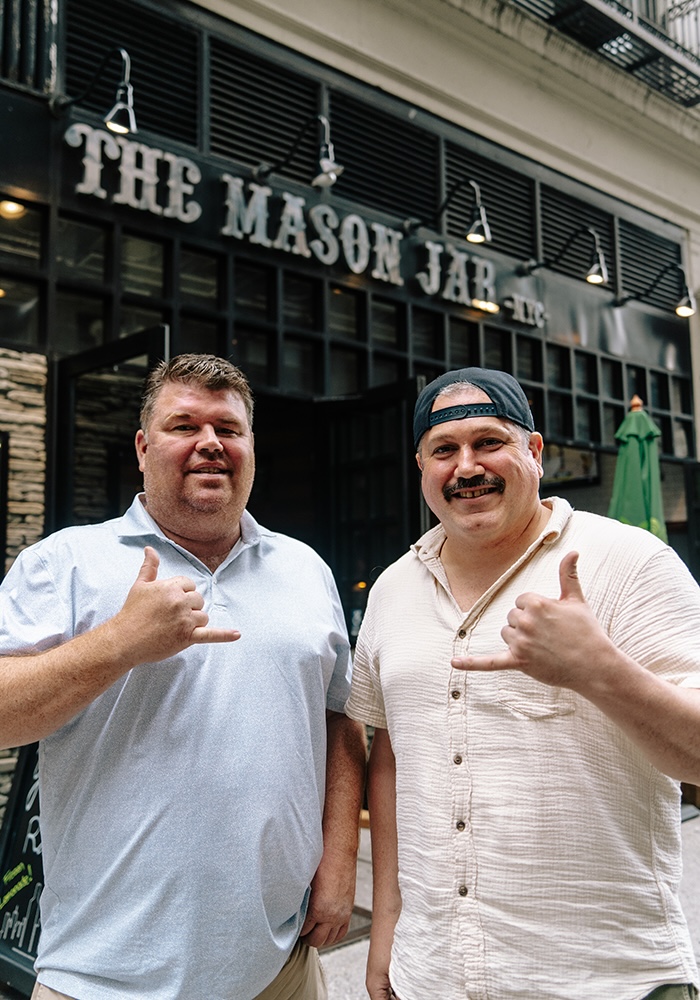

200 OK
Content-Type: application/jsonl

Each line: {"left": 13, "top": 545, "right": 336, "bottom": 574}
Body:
{"left": 210, "top": 38, "right": 319, "bottom": 180}
{"left": 64, "top": 0, "right": 199, "bottom": 145}
{"left": 445, "top": 141, "right": 536, "bottom": 259}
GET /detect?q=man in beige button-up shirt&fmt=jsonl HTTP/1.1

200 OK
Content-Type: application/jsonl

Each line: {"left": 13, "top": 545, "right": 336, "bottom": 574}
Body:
{"left": 346, "top": 366, "right": 700, "bottom": 1000}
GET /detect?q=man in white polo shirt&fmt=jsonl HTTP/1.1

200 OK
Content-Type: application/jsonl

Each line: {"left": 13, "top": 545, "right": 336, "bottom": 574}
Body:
{"left": 0, "top": 354, "right": 366, "bottom": 1000}
{"left": 346, "top": 366, "right": 700, "bottom": 1000}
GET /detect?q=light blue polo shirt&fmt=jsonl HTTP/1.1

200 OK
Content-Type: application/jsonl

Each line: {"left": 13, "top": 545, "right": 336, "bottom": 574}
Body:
{"left": 0, "top": 496, "right": 351, "bottom": 1000}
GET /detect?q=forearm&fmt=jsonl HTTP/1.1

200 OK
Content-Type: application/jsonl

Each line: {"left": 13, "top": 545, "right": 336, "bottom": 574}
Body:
{"left": 366, "top": 727, "right": 401, "bottom": 997}
{"left": 0, "top": 614, "right": 137, "bottom": 748}
{"left": 301, "top": 711, "right": 367, "bottom": 947}
{"left": 578, "top": 649, "right": 700, "bottom": 783}
{"left": 322, "top": 710, "right": 367, "bottom": 856}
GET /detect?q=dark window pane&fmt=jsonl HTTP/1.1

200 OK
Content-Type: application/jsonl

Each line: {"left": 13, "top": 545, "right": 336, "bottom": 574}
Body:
{"left": 56, "top": 218, "right": 105, "bottom": 282}
{"left": 484, "top": 327, "right": 510, "bottom": 371}
{"left": 575, "top": 399, "right": 599, "bottom": 442}
{"left": 0, "top": 202, "right": 41, "bottom": 267}
{"left": 180, "top": 248, "right": 219, "bottom": 307}
{"left": 654, "top": 414, "right": 673, "bottom": 455}
{"left": 372, "top": 355, "right": 400, "bottom": 387}
{"left": 523, "top": 384, "right": 543, "bottom": 431}
{"left": 119, "top": 306, "right": 163, "bottom": 338}
{"left": 601, "top": 359, "right": 623, "bottom": 399}
{"left": 549, "top": 392, "right": 573, "bottom": 438}
{"left": 57, "top": 292, "right": 103, "bottom": 352}
{"left": 282, "top": 338, "right": 317, "bottom": 394}
{"left": 121, "top": 236, "right": 164, "bottom": 297}
{"left": 329, "top": 286, "right": 361, "bottom": 340}
{"left": 235, "top": 262, "right": 272, "bottom": 319}
{"left": 234, "top": 327, "right": 269, "bottom": 385}
{"left": 603, "top": 403, "right": 625, "bottom": 445}
{"left": 627, "top": 366, "right": 647, "bottom": 405}
{"left": 284, "top": 273, "right": 319, "bottom": 330}
{"left": 180, "top": 316, "right": 218, "bottom": 354}
{"left": 547, "top": 345, "right": 571, "bottom": 388}
{"left": 412, "top": 308, "right": 442, "bottom": 358}
{"left": 575, "top": 352, "right": 597, "bottom": 394}
{"left": 449, "top": 318, "right": 477, "bottom": 368}
{"left": 372, "top": 299, "right": 399, "bottom": 347}
{"left": 672, "top": 419, "right": 693, "bottom": 458}
{"left": 516, "top": 336, "right": 542, "bottom": 382}
{"left": 330, "top": 347, "right": 361, "bottom": 395}
{"left": 0, "top": 278, "right": 40, "bottom": 347}
{"left": 671, "top": 377, "right": 692, "bottom": 414}
{"left": 649, "top": 371, "right": 669, "bottom": 410}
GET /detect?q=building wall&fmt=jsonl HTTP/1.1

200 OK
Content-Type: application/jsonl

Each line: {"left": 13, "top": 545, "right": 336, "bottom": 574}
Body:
{"left": 192, "top": 0, "right": 700, "bottom": 427}
{"left": 0, "top": 350, "right": 46, "bottom": 574}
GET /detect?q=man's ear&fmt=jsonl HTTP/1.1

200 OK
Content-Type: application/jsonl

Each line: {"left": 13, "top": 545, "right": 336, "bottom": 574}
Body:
{"left": 135, "top": 429, "right": 147, "bottom": 472}
{"left": 528, "top": 432, "right": 545, "bottom": 477}
{"left": 415, "top": 451, "right": 423, "bottom": 473}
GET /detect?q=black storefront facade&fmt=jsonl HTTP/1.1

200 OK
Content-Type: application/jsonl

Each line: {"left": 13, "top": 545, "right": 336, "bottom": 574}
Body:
{"left": 1, "top": 0, "right": 700, "bottom": 990}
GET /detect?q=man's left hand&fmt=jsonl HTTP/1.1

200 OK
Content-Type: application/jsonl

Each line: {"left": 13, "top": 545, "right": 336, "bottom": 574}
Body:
{"left": 300, "top": 849, "right": 356, "bottom": 949}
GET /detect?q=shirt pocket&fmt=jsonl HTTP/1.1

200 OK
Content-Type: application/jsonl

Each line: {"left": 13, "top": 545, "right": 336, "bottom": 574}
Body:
{"left": 497, "top": 671, "right": 576, "bottom": 719}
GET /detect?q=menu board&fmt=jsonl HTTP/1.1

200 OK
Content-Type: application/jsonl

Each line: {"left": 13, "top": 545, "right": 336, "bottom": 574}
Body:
{"left": 0, "top": 744, "right": 41, "bottom": 995}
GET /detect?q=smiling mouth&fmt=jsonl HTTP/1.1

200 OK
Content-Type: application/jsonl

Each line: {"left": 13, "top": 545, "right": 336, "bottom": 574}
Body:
{"left": 188, "top": 468, "right": 230, "bottom": 476}
{"left": 443, "top": 477, "right": 505, "bottom": 501}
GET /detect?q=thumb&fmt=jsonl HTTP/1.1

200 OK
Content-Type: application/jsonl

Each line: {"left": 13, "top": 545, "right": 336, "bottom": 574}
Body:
{"left": 136, "top": 545, "right": 159, "bottom": 584}
{"left": 559, "top": 551, "right": 585, "bottom": 602}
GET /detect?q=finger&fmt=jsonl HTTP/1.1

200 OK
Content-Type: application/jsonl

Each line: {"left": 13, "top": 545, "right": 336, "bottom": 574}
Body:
{"left": 451, "top": 652, "right": 513, "bottom": 672}
{"left": 191, "top": 627, "right": 241, "bottom": 644}
{"left": 136, "top": 546, "right": 159, "bottom": 584}
{"left": 559, "top": 551, "right": 585, "bottom": 603}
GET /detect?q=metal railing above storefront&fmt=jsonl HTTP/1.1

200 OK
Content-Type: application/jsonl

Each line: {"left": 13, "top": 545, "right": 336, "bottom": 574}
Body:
{"left": 511, "top": 0, "right": 700, "bottom": 106}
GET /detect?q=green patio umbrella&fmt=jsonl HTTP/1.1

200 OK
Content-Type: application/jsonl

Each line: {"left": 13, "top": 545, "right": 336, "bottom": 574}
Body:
{"left": 607, "top": 395, "right": 667, "bottom": 542}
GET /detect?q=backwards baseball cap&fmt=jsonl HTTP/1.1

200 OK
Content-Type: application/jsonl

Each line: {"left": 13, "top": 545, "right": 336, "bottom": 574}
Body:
{"left": 413, "top": 367, "right": 535, "bottom": 449}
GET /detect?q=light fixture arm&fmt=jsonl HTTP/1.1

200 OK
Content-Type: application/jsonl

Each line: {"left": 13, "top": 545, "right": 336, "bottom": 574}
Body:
{"left": 614, "top": 261, "right": 687, "bottom": 308}
{"left": 432, "top": 177, "right": 479, "bottom": 221}
{"left": 521, "top": 225, "right": 598, "bottom": 275}
{"left": 50, "top": 47, "right": 132, "bottom": 117}
{"left": 254, "top": 114, "right": 332, "bottom": 181}
{"left": 402, "top": 177, "right": 490, "bottom": 242}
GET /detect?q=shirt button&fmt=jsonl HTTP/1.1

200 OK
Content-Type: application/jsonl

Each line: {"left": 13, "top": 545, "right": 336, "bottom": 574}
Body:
{"left": 458, "top": 628, "right": 467, "bottom": 639}
{"left": 453, "top": 755, "right": 462, "bottom": 765}
{"left": 458, "top": 885, "right": 468, "bottom": 896}
{"left": 456, "top": 820, "right": 466, "bottom": 831}
{"left": 451, "top": 690, "right": 461, "bottom": 699}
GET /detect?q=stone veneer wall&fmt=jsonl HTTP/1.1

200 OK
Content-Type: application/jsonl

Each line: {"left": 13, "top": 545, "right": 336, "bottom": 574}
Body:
{"left": 0, "top": 350, "right": 46, "bottom": 808}
{"left": 0, "top": 348, "right": 47, "bottom": 576}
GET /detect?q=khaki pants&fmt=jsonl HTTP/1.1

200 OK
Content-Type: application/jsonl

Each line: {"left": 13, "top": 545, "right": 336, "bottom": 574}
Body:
{"left": 30, "top": 940, "right": 327, "bottom": 1000}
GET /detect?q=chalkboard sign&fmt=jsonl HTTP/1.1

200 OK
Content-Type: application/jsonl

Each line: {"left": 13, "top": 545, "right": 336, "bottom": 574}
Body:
{"left": 0, "top": 744, "right": 41, "bottom": 995}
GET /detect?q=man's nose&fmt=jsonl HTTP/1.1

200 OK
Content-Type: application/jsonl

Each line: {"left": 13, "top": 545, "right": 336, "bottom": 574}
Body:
{"left": 454, "top": 445, "right": 483, "bottom": 477}
{"left": 196, "top": 425, "right": 224, "bottom": 452}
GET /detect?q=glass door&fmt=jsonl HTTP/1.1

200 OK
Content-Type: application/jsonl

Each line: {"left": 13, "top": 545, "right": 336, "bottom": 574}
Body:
{"left": 47, "top": 326, "right": 169, "bottom": 533}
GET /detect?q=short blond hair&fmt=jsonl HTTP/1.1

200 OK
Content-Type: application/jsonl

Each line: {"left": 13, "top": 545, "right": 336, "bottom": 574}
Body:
{"left": 140, "top": 354, "right": 254, "bottom": 430}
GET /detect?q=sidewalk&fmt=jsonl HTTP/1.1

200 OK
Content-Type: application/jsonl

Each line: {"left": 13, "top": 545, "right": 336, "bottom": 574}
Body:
{"left": 2, "top": 813, "right": 699, "bottom": 1000}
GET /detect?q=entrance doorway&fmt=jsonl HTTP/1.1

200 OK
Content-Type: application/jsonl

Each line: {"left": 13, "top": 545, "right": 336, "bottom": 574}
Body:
{"left": 48, "top": 325, "right": 170, "bottom": 533}
{"left": 50, "top": 341, "right": 423, "bottom": 631}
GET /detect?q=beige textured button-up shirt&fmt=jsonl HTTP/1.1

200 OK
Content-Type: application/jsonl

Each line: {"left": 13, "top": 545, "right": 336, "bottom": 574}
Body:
{"left": 346, "top": 498, "right": 700, "bottom": 1000}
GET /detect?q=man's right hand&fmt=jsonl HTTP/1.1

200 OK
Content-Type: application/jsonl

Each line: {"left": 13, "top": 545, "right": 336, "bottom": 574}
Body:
{"left": 108, "top": 546, "right": 241, "bottom": 667}
{"left": 366, "top": 967, "right": 398, "bottom": 1000}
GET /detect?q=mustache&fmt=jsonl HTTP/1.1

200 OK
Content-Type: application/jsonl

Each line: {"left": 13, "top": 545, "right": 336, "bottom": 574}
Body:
{"left": 443, "top": 475, "right": 506, "bottom": 500}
